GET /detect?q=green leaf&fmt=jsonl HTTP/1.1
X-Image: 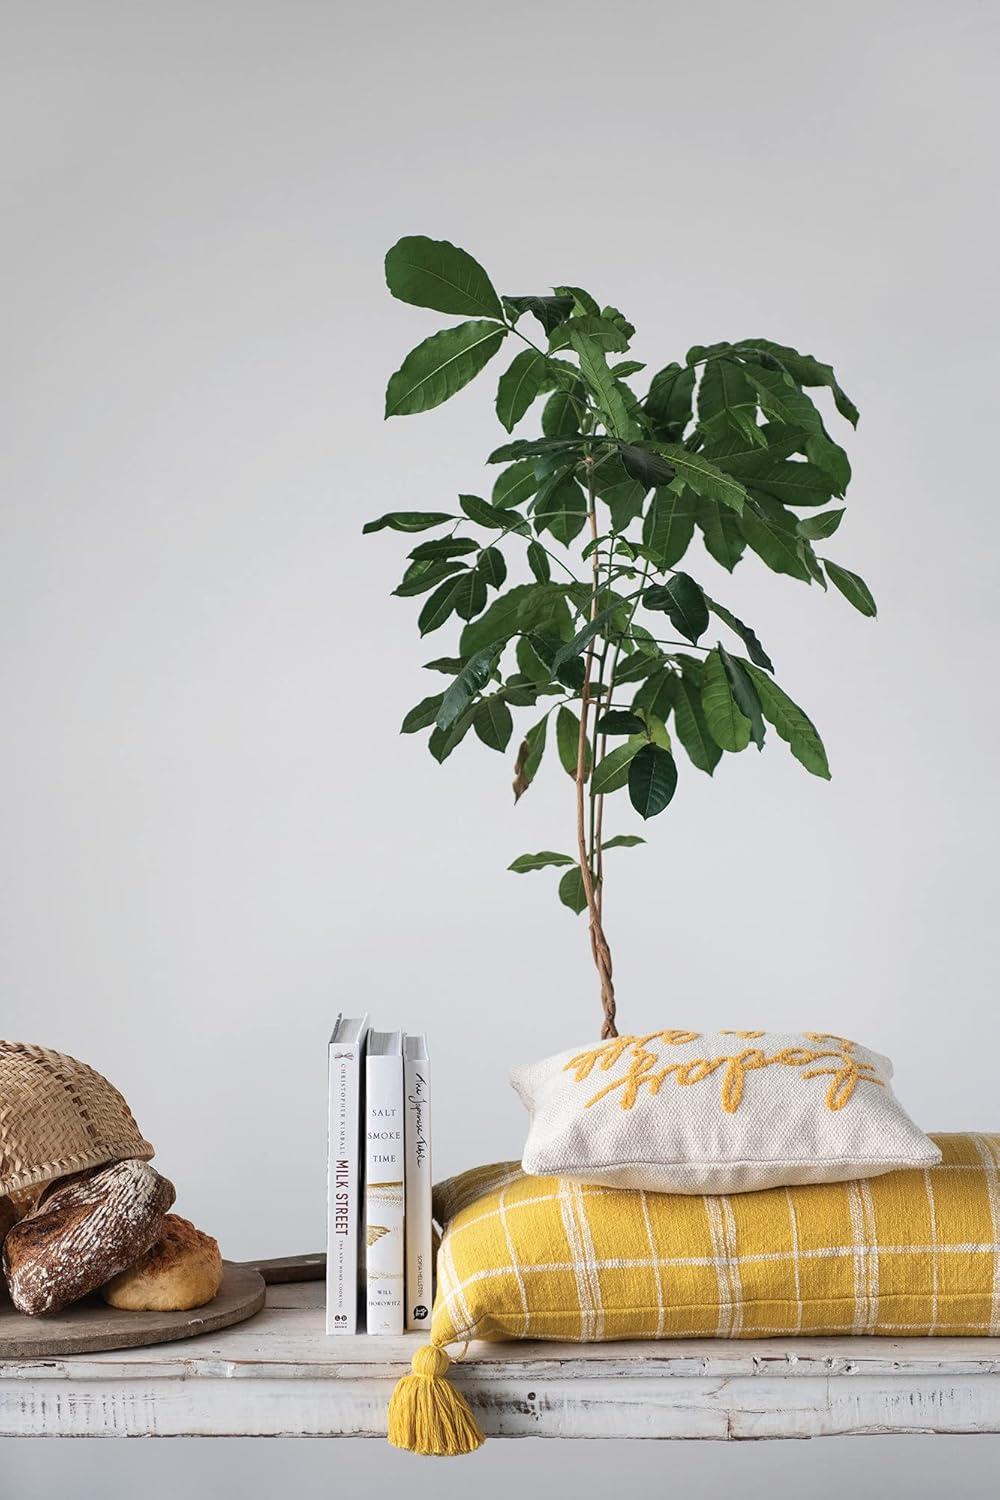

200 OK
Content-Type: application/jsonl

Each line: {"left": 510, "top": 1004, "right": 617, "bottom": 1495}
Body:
{"left": 400, "top": 693, "right": 445, "bottom": 734}
{"left": 601, "top": 304, "right": 635, "bottom": 342}
{"left": 363, "top": 511, "right": 454, "bottom": 535}
{"left": 487, "top": 435, "right": 588, "bottom": 465}
{"left": 569, "top": 330, "right": 633, "bottom": 436}
{"left": 741, "top": 364, "right": 824, "bottom": 435}
{"left": 641, "top": 492, "right": 695, "bottom": 567}
{"left": 739, "top": 503, "right": 812, "bottom": 581}
{"left": 704, "top": 597, "right": 774, "bottom": 672}
{"left": 492, "top": 460, "right": 538, "bottom": 510}
{"left": 805, "top": 434, "right": 851, "bottom": 496}
{"left": 550, "top": 315, "right": 629, "bottom": 354}
{"left": 672, "top": 670, "right": 722, "bottom": 775}
{"left": 601, "top": 834, "right": 646, "bottom": 850}
{"left": 824, "top": 559, "right": 877, "bottom": 617}
{"left": 552, "top": 604, "right": 621, "bottom": 672}
{"left": 542, "top": 385, "right": 583, "bottom": 437}
{"left": 735, "top": 339, "right": 858, "bottom": 427}
{"left": 394, "top": 558, "right": 467, "bottom": 597}
{"left": 385, "top": 320, "right": 507, "bottom": 417}
{"left": 705, "top": 427, "right": 806, "bottom": 479}
{"left": 645, "top": 363, "right": 696, "bottom": 441}
{"left": 701, "top": 647, "right": 751, "bottom": 752}
{"left": 614, "top": 649, "right": 663, "bottom": 684}
{"left": 798, "top": 536, "right": 827, "bottom": 589}
{"left": 697, "top": 359, "right": 758, "bottom": 439}
{"left": 591, "top": 453, "right": 647, "bottom": 531}
{"left": 514, "top": 635, "right": 548, "bottom": 684}
{"left": 428, "top": 703, "right": 476, "bottom": 762}
{"left": 694, "top": 495, "right": 746, "bottom": 572}
{"left": 718, "top": 643, "right": 765, "bottom": 750}
{"left": 418, "top": 574, "right": 465, "bottom": 635}
{"left": 643, "top": 572, "right": 709, "bottom": 644}
{"left": 628, "top": 743, "right": 677, "bottom": 819}
{"left": 502, "top": 674, "right": 541, "bottom": 707}
{"left": 512, "top": 714, "right": 547, "bottom": 800}
{"left": 496, "top": 349, "right": 548, "bottom": 432}
{"left": 618, "top": 443, "right": 676, "bottom": 490}
{"left": 558, "top": 865, "right": 588, "bottom": 915}
{"left": 631, "top": 669, "right": 675, "bottom": 724}
{"left": 596, "top": 710, "right": 646, "bottom": 735}
{"left": 526, "top": 540, "right": 550, "bottom": 583}
{"left": 592, "top": 738, "right": 643, "bottom": 793}
{"left": 408, "top": 537, "right": 478, "bottom": 561}
{"left": 460, "top": 582, "right": 567, "bottom": 658}
{"left": 424, "top": 657, "right": 469, "bottom": 682}
{"left": 385, "top": 235, "right": 502, "bottom": 319}
{"left": 612, "top": 360, "right": 646, "bottom": 378}
{"left": 515, "top": 636, "right": 550, "bottom": 687}
{"left": 556, "top": 705, "right": 589, "bottom": 777}
{"left": 502, "top": 294, "right": 574, "bottom": 334}
{"left": 751, "top": 461, "right": 838, "bottom": 508}
{"left": 649, "top": 444, "right": 747, "bottom": 512}
{"left": 533, "top": 473, "right": 587, "bottom": 545}
{"left": 553, "top": 284, "right": 599, "bottom": 316}
{"left": 461, "top": 494, "right": 528, "bottom": 538}
{"left": 453, "top": 568, "right": 488, "bottom": 621}
{"left": 474, "top": 696, "right": 514, "bottom": 752}
{"left": 797, "top": 508, "right": 845, "bottom": 540}
{"left": 508, "top": 849, "right": 575, "bottom": 873}
{"left": 437, "top": 646, "right": 498, "bottom": 731}
{"left": 476, "top": 546, "right": 507, "bottom": 590}
{"left": 745, "top": 663, "right": 831, "bottom": 778}
{"left": 423, "top": 656, "right": 464, "bottom": 673}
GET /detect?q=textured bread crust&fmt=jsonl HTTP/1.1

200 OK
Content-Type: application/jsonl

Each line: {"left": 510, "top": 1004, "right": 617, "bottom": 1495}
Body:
{"left": 0, "top": 1197, "right": 17, "bottom": 1301}
{"left": 102, "top": 1214, "right": 222, "bottom": 1311}
{"left": 3, "top": 1160, "right": 175, "bottom": 1315}
{"left": 0, "top": 1197, "right": 18, "bottom": 1244}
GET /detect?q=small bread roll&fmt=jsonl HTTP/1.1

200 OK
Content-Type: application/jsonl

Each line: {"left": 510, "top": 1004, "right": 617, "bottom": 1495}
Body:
{"left": 102, "top": 1214, "right": 222, "bottom": 1311}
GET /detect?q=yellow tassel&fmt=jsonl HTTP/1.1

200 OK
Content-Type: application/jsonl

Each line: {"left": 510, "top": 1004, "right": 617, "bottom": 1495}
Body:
{"left": 387, "top": 1344, "right": 485, "bottom": 1456}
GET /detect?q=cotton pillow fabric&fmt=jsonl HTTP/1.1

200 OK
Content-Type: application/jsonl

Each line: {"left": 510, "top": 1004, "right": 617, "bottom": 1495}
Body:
{"left": 512, "top": 1029, "right": 939, "bottom": 1194}
{"left": 430, "top": 1135, "right": 1000, "bottom": 1346}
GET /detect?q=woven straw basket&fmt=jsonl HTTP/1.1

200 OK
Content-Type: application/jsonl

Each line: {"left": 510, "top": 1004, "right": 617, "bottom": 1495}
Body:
{"left": 0, "top": 1041, "right": 153, "bottom": 1199}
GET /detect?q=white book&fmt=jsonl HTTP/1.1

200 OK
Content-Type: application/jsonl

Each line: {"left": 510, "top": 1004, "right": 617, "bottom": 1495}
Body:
{"left": 325, "top": 1013, "right": 369, "bottom": 1335}
{"left": 403, "top": 1035, "right": 433, "bottom": 1331}
{"left": 365, "top": 1030, "right": 405, "bottom": 1334}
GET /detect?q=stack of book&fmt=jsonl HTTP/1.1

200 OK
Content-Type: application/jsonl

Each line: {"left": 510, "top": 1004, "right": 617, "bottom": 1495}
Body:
{"left": 325, "top": 1016, "right": 432, "bottom": 1336}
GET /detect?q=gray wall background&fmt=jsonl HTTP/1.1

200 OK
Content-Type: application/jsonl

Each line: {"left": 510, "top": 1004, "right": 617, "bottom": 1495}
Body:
{"left": 2, "top": 0, "right": 998, "bottom": 1493}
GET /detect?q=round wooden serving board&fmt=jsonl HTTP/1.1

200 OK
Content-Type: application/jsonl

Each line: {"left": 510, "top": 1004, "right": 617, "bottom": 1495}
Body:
{"left": 0, "top": 1261, "right": 266, "bottom": 1358}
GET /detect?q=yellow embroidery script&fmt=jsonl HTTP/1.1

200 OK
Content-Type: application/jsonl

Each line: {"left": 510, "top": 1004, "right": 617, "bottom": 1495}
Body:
{"left": 565, "top": 1032, "right": 884, "bottom": 1114}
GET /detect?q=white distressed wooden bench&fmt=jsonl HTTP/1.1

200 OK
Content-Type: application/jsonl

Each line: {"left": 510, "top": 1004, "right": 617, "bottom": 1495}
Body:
{"left": 3, "top": 1279, "right": 1000, "bottom": 1439}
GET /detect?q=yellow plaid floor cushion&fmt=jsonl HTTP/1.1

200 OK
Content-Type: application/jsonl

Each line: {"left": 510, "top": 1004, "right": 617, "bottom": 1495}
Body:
{"left": 430, "top": 1134, "right": 1000, "bottom": 1344}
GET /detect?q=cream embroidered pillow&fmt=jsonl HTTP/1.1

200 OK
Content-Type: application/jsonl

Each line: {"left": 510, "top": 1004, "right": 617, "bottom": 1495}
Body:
{"left": 512, "top": 1029, "right": 940, "bottom": 1193}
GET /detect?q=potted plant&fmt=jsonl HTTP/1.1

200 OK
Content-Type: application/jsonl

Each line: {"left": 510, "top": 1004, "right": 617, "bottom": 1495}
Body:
{"left": 366, "top": 236, "right": 875, "bottom": 1039}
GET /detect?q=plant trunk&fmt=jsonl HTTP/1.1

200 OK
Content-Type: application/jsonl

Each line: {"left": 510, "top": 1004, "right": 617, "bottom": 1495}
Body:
{"left": 576, "top": 459, "right": 617, "bottom": 1039}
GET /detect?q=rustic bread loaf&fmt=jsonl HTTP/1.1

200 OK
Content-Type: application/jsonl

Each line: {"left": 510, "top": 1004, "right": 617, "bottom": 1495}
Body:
{"left": 0, "top": 1197, "right": 18, "bottom": 1245}
{"left": 0, "top": 1197, "right": 17, "bottom": 1301}
{"left": 102, "top": 1213, "right": 222, "bottom": 1311}
{"left": 3, "top": 1159, "right": 175, "bottom": 1315}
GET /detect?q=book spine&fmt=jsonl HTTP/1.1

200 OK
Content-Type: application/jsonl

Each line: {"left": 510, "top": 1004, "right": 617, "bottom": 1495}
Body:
{"left": 365, "top": 1052, "right": 405, "bottom": 1334}
{"left": 404, "top": 1052, "right": 433, "bottom": 1332}
{"left": 326, "top": 1040, "right": 363, "bottom": 1335}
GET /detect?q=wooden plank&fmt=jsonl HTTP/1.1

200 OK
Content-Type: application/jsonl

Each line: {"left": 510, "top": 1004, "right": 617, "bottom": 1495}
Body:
{"left": 2, "top": 1282, "right": 1000, "bottom": 1439}
{"left": 250, "top": 1254, "right": 325, "bottom": 1285}
{"left": 0, "top": 1264, "right": 264, "bottom": 1358}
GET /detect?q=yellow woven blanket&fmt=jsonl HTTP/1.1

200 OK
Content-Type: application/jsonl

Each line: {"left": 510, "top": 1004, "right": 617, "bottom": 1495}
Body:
{"left": 430, "top": 1133, "right": 1000, "bottom": 1343}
